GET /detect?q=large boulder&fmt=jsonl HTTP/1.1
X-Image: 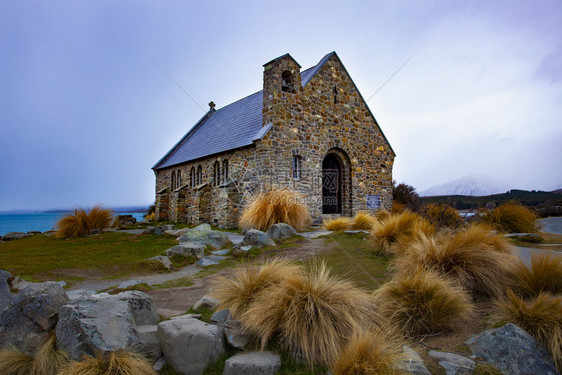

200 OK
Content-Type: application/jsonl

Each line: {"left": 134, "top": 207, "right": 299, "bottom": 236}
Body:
{"left": 0, "top": 269, "right": 12, "bottom": 311}
{"left": 2, "top": 232, "right": 26, "bottom": 241}
{"left": 158, "top": 317, "right": 224, "bottom": 375}
{"left": 401, "top": 346, "right": 431, "bottom": 375}
{"left": 466, "top": 323, "right": 559, "bottom": 375}
{"left": 240, "top": 229, "right": 276, "bottom": 248}
{"left": 223, "top": 351, "right": 281, "bottom": 375}
{"left": 112, "top": 215, "right": 137, "bottom": 228}
{"left": 267, "top": 223, "right": 297, "bottom": 241}
{"left": 0, "top": 282, "right": 69, "bottom": 354}
{"left": 193, "top": 296, "right": 219, "bottom": 311}
{"left": 166, "top": 243, "right": 205, "bottom": 259}
{"left": 147, "top": 255, "right": 173, "bottom": 270}
{"left": 56, "top": 291, "right": 160, "bottom": 361}
{"left": 177, "top": 224, "right": 231, "bottom": 249}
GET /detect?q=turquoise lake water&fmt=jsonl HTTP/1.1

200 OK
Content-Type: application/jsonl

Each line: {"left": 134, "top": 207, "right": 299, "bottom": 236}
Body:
{"left": 0, "top": 212, "right": 145, "bottom": 236}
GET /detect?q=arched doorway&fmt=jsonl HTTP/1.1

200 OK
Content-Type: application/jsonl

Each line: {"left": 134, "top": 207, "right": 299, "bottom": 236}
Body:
{"left": 322, "top": 153, "right": 343, "bottom": 214}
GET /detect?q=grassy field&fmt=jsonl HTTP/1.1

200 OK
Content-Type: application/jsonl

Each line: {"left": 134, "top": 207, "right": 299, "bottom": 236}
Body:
{"left": 0, "top": 232, "right": 177, "bottom": 284}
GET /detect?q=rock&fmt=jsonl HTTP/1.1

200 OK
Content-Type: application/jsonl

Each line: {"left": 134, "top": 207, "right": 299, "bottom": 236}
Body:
{"left": 402, "top": 346, "right": 431, "bottom": 375}
{"left": 56, "top": 291, "right": 159, "bottom": 360}
{"left": 267, "top": 223, "right": 297, "bottom": 241}
{"left": 147, "top": 255, "right": 172, "bottom": 270}
{"left": 136, "top": 325, "right": 162, "bottom": 361}
{"left": 165, "top": 227, "right": 190, "bottom": 237}
{"left": 240, "top": 229, "right": 276, "bottom": 248}
{"left": 193, "top": 296, "right": 218, "bottom": 311}
{"left": 0, "top": 276, "right": 13, "bottom": 311}
{"left": 165, "top": 243, "right": 206, "bottom": 259}
{"left": 66, "top": 289, "right": 96, "bottom": 301}
{"left": 44, "top": 230, "right": 57, "bottom": 236}
{"left": 117, "top": 280, "right": 143, "bottom": 290}
{"left": 10, "top": 276, "right": 34, "bottom": 292}
{"left": 428, "top": 351, "right": 475, "bottom": 375}
{"left": 2, "top": 232, "right": 26, "bottom": 241}
{"left": 112, "top": 215, "right": 137, "bottom": 228}
{"left": 153, "top": 356, "right": 167, "bottom": 371}
{"left": 158, "top": 317, "right": 224, "bottom": 375}
{"left": 171, "top": 313, "right": 202, "bottom": 320}
{"left": 0, "top": 269, "right": 11, "bottom": 282}
{"left": 154, "top": 226, "right": 164, "bottom": 236}
{"left": 210, "top": 309, "right": 231, "bottom": 324}
{"left": 0, "top": 282, "right": 69, "bottom": 354}
{"left": 224, "top": 320, "right": 249, "bottom": 350}
{"left": 143, "top": 226, "right": 155, "bottom": 234}
{"left": 211, "top": 249, "right": 230, "bottom": 256}
{"left": 178, "top": 225, "right": 231, "bottom": 249}
{"left": 26, "top": 231, "right": 42, "bottom": 235}
{"left": 90, "top": 228, "right": 102, "bottom": 235}
{"left": 198, "top": 255, "right": 228, "bottom": 267}
{"left": 239, "top": 245, "right": 253, "bottom": 252}
{"left": 224, "top": 351, "right": 281, "bottom": 375}
{"left": 466, "top": 323, "right": 559, "bottom": 375}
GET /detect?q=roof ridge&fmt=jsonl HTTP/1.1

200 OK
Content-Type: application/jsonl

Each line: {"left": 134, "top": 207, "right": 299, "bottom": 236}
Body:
{"left": 214, "top": 89, "right": 262, "bottom": 112}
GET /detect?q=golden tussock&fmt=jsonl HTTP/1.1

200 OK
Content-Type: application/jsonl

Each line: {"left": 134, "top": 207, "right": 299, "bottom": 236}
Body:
{"left": 58, "top": 350, "right": 156, "bottom": 375}
{"left": 323, "top": 217, "right": 353, "bottom": 231}
{"left": 351, "top": 212, "right": 378, "bottom": 231}
{"left": 479, "top": 202, "right": 538, "bottom": 233}
{"left": 509, "top": 252, "right": 562, "bottom": 297}
{"left": 370, "top": 211, "right": 434, "bottom": 255}
{"left": 56, "top": 205, "right": 113, "bottom": 238}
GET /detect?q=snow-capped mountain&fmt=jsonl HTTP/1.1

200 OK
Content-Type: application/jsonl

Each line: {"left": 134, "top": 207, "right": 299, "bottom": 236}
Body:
{"left": 420, "top": 175, "right": 504, "bottom": 197}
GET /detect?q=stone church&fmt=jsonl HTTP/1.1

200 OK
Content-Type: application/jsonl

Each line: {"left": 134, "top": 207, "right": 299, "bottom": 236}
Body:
{"left": 152, "top": 52, "right": 395, "bottom": 228}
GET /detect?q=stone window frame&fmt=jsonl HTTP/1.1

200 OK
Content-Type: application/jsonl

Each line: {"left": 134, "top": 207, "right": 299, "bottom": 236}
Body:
{"left": 222, "top": 159, "right": 229, "bottom": 182}
{"left": 213, "top": 161, "right": 220, "bottom": 187}
{"left": 171, "top": 171, "right": 176, "bottom": 189}
{"left": 177, "top": 169, "right": 182, "bottom": 189}
{"left": 190, "top": 167, "right": 195, "bottom": 188}
{"left": 292, "top": 155, "right": 301, "bottom": 180}
{"left": 281, "top": 70, "right": 294, "bottom": 93}
{"left": 196, "top": 165, "right": 202, "bottom": 185}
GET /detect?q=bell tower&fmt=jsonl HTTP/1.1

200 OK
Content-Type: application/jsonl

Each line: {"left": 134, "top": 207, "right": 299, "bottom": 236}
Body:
{"left": 262, "top": 53, "right": 301, "bottom": 125}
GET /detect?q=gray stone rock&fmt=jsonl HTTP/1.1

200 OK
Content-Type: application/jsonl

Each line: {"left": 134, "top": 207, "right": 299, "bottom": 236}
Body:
{"left": 161, "top": 224, "right": 176, "bottom": 231}
{"left": 143, "top": 226, "right": 155, "bottom": 234}
{"left": 158, "top": 317, "right": 224, "bottom": 375}
{"left": 171, "top": 313, "right": 202, "bottom": 320}
{"left": 429, "top": 351, "right": 474, "bottom": 375}
{"left": 210, "top": 309, "right": 231, "bottom": 324}
{"left": 224, "top": 351, "right": 281, "bottom": 375}
{"left": 112, "top": 215, "right": 137, "bottom": 228}
{"left": 26, "top": 231, "right": 42, "bottom": 235}
{"left": 211, "top": 249, "right": 230, "bottom": 256}
{"left": 224, "top": 320, "right": 249, "bottom": 350}
{"left": 239, "top": 245, "right": 253, "bottom": 252}
{"left": 56, "top": 291, "right": 159, "bottom": 360}
{"left": 240, "top": 229, "right": 276, "bottom": 248}
{"left": 165, "top": 227, "right": 191, "bottom": 237}
{"left": 10, "top": 276, "right": 34, "bottom": 292}
{"left": 166, "top": 243, "right": 206, "bottom": 259}
{"left": 466, "top": 323, "right": 559, "bottom": 375}
{"left": 198, "top": 255, "right": 228, "bottom": 267}
{"left": 0, "top": 282, "right": 69, "bottom": 354}
{"left": 402, "top": 346, "right": 431, "bottom": 375}
{"left": 0, "top": 269, "right": 12, "bottom": 282}
{"left": 2, "top": 232, "right": 26, "bottom": 241}
{"left": 193, "top": 296, "right": 218, "bottom": 311}
{"left": 147, "top": 255, "right": 173, "bottom": 269}
{"left": 66, "top": 289, "right": 96, "bottom": 301}
{"left": 267, "top": 223, "right": 297, "bottom": 241}
{"left": 136, "top": 325, "right": 162, "bottom": 361}
{"left": 153, "top": 356, "right": 167, "bottom": 371}
{"left": 0, "top": 276, "right": 12, "bottom": 312}
{"left": 178, "top": 225, "right": 231, "bottom": 249}
{"left": 154, "top": 226, "right": 164, "bottom": 236}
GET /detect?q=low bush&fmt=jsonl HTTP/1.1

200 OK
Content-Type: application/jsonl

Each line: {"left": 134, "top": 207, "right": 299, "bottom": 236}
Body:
{"left": 391, "top": 201, "right": 405, "bottom": 213}
{"left": 241, "top": 262, "right": 380, "bottom": 366}
{"left": 371, "top": 211, "right": 434, "bottom": 255}
{"left": 509, "top": 252, "right": 562, "bottom": 297}
{"left": 351, "top": 211, "right": 378, "bottom": 230}
{"left": 56, "top": 205, "right": 113, "bottom": 238}
{"left": 58, "top": 350, "right": 156, "bottom": 375}
{"left": 394, "top": 226, "right": 517, "bottom": 299}
{"left": 239, "top": 190, "right": 312, "bottom": 231}
{"left": 323, "top": 217, "right": 353, "bottom": 231}
{"left": 373, "top": 270, "right": 473, "bottom": 336}
{"left": 331, "top": 329, "right": 406, "bottom": 375}
{"left": 496, "top": 291, "right": 562, "bottom": 371}
{"left": 479, "top": 202, "right": 538, "bottom": 233}
{"left": 211, "top": 259, "right": 302, "bottom": 319}
{"left": 422, "top": 203, "right": 463, "bottom": 229}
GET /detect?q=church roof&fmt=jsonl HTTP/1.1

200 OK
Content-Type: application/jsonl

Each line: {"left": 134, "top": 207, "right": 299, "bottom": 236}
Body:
{"left": 153, "top": 52, "right": 335, "bottom": 170}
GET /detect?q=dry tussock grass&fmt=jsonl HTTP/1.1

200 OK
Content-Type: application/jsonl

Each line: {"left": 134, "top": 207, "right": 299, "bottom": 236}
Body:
{"left": 323, "top": 217, "right": 353, "bottom": 231}
{"left": 241, "top": 262, "right": 380, "bottom": 366}
{"left": 0, "top": 334, "right": 69, "bottom": 375}
{"left": 371, "top": 211, "right": 434, "bottom": 255}
{"left": 239, "top": 190, "right": 312, "bottom": 231}
{"left": 479, "top": 202, "right": 538, "bottom": 233}
{"left": 56, "top": 205, "right": 113, "bottom": 238}
{"left": 375, "top": 209, "right": 391, "bottom": 221}
{"left": 496, "top": 290, "right": 562, "bottom": 371}
{"left": 394, "top": 226, "right": 517, "bottom": 299}
{"left": 211, "top": 259, "right": 302, "bottom": 319}
{"left": 351, "top": 212, "right": 378, "bottom": 230}
{"left": 0, "top": 349, "right": 34, "bottom": 375}
{"left": 509, "top": 252, "right": 562, "bottom": 297}
{"left": 373, "top": 270, "right": 474, "bottom": 336}
{"left": 58, "top": 350, "right": 156, "bottom": 375}
{"left": 331, "top": 329, "right": 407, "bottom": 375}
{"left": 422, "top": 203, "right": 463, "bottom": 229}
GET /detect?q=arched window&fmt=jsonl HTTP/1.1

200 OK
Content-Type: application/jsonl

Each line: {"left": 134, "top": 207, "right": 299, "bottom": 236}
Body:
{"left": 213, "top": 161, "right": 220, "bottom": 187}
{"left": 171, "top": 171, "right": 176, "bottom": 190}
{"left": 190, "top": 167, "right": 195, "bottom": 187}
{"left": 222, "top": 160, "right": 229, "bottom": 182}
{"left": 281, "top": 70, "right": 293, "bottom": 92}
{"left": 177, "top": 170, "right": 182, "bottom": 189}
{"left": 197, "top": 166, "right": 202, "bottom": 185}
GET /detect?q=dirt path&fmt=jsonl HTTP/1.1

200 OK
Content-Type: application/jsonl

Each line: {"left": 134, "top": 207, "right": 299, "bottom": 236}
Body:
{"left": 147, "top": 236, "right": 335, "bottom": 318}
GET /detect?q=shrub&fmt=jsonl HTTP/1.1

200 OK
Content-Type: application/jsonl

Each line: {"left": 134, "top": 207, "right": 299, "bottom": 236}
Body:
{"left": 371, "top": 211, "right": 434, "bottom": 255}
{"left": 394, "top": 226, "right": 517, "bottom": 299}
{"left": 144, "top": 212, "right": 156, "bottom": 221}
{"left": 56, "top": 205, "right": 113, "bottom": 238}
{"left": 373, "top": 270, "right": 473, "bottom": 336}
{"left": 509, "top": 252, "right": 562, "bottom": 297}
{"left": 58, "top": 350, "right": 156, "bottom": 375}
{"left": 496, "top": 291, "right": 562, "bottom": 371}
{"left": 323, "top": 217, "right": 353, "bottom": 231}
{"left": 241, "top": 262, "right": 380, "bottom": 366}
{"left": 351, "top": 211, "right": 378, "bottom": 230}
{"left": 391, "top": 201, "right": 405, "bottom": 213}
{"left": 331, "top": 329, "right": 406, "bottom": 375}
{"left": 393, "top": 182, "right": 419, "bottom": 211}
{"left": 211, "top": 259, "right": 302, "bottom": 319}
{"left": 0, "top": 349, "right": 34, "bottom": 375}
{"left": 479, "top": 202, "right": 538, "bottom": 233}
{"left": 422, "top": 203, "right": 463, "bottom": 229}
{"left": 239, "top": 190, "right": 312, "bottom": 231}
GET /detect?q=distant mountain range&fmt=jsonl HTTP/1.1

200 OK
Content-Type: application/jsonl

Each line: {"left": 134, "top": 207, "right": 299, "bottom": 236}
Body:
{"left": 420, "top": 175, "right": 505, "bottom": 197}
{"left": 0, "top": 206, "right": 149, "bottom": 215}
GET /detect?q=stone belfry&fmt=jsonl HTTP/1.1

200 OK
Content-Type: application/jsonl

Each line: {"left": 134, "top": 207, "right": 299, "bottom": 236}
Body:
{"left": 262, "top": 53, "right": 302, "bottom": 126}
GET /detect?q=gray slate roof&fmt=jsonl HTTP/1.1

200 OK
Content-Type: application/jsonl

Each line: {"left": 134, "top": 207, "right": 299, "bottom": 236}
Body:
{"left": 153, "top": 52, "right": 335, "bottom": 170}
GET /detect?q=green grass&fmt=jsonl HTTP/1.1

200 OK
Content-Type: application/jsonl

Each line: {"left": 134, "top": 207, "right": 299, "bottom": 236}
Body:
{"left": 0, "top": 232, "right": 177, "bottom": 283}
{"left": 153, "top": 276, "right": 195, "bottom": 289}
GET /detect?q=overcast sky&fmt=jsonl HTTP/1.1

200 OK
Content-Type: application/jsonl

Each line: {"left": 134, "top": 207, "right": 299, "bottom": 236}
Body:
{"left": 1, "top": 0, "right": 560, "bottom": 211}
